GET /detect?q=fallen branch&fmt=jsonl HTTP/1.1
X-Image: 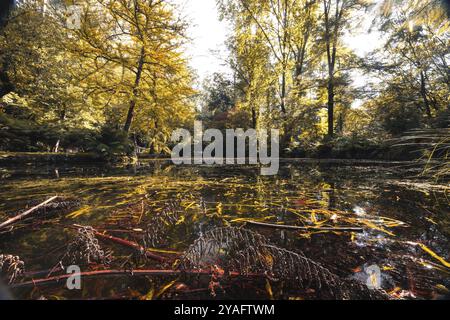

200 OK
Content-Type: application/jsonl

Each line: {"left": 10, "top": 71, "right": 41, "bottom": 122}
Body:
{"left": 69, "top": 224, "right": 169, "bottom": 262}
{"left": 11, "top": 269, "right": 262, "bottom": 289}
{"left": 95, "top": 231, "right": 168, "bottom": 262}
{"left": 244, "top": 220, "right": 364, "bottom": 232}
{"left": 0, "top": 196, "right": 59, "bottom": 230}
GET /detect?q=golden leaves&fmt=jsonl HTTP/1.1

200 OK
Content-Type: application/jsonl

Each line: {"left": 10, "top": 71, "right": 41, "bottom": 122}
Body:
{"left": 408, "top": 242, "right": 450, "bottom": 269}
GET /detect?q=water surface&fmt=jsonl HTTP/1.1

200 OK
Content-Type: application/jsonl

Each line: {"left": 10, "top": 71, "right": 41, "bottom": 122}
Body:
{"left": 0, "top": 160, "right": 448, "bottom": 299}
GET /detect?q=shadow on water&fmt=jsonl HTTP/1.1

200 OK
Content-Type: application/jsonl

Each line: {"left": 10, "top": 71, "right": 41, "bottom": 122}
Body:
{"left": 0, "top": 160, "right": 448, "bottom": 300}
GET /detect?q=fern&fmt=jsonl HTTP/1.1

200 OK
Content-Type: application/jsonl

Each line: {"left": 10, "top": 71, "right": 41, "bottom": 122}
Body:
{"left": 180, "top": 227, "right": 390, "bottom": 299}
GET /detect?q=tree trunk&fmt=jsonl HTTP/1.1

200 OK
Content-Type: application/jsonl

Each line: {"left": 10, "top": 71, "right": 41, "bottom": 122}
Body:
{"left": 0, "top": 68, "right": 13, "bottom": 98}
{"left": 251, "top": 106, "right": 257, "bottom": 129}
{"left": 294, "top": 33, "right": 309, "bottom": 96}
{"left": 327, "top": 77, "right": 334, "bottom": 137}
{"left": 280, "top": 69, "right": 287, "bottom": 113}
{"left": 53, "top": 139, "right": 60, "bottom": 153}
{"left": 420, "top": 71, "right": 432, "bottom": 118}
{"left": 124, "top": 47, "right": 145, "bottom": 133}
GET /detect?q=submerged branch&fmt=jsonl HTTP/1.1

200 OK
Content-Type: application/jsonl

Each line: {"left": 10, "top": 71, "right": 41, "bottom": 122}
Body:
{"left": 71, "top": 224, "right": 169, "bottom": 262}
{"left": 11, "top": 269, "right": 262, "bottom": 289}
{"left": 0, "top": 196, "right": 59, "bottom": 230}
{"left": 244, "top": 220, "right": 364, "bottom": 232}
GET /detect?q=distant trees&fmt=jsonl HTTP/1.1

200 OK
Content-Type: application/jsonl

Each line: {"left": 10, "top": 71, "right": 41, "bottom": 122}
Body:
{"left": 0, "top": 0, "right": 448, "bottom": 158}
{"left": 320, "top": 0, "right": 368, "bottom": 137}
{"left": 216, "top": 0, "right": 449, "bottom": 155}
{"left": 366, "top": 0, "right": 449, "bottom": 135}
{"left": 203, "top": 73, "right": 235, "bottom": 116}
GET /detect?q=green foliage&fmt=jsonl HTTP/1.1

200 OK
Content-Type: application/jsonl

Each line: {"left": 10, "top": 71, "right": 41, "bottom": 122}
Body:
{"left": 0, "top": 102, "right": 133, "bottom": 160}
{"left": 86, "top": 126, "right": 134, "bottom": 161}
{"left": 203, "top": 73, "right": 236, "bottom": 115}
{"left": 378, "top": 103, "right": 422, "bottom": 135}
{"left": 314, "top": 135, "right": 381, "bottom": 159}
{"left": 0, "top": 108, "right": 57, "bottom": 152}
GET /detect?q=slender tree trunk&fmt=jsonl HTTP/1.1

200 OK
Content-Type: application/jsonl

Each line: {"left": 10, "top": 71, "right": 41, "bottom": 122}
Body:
{"left": 420, "top": 71, "right": 432, "bottom": 118}
{"left": 323, "top": 0, "right": 341, "bottom": 138}
{"left": 251, "top": 106, "right": 257, "bottom": 129}
{"left": 294, "top": 30, "right": 309, "bottom": 96}
{"left": 280, "top": 69, "right": 287, "bottom": 113}
{"left": 53, "top": 139, "right": 60, "bottom": 153}
{"left": 124, "top": 47, "right": 145, "bottom": 133}
{"left": 327, "top": 75, "right": 334, "bottom": 137}
{"left": 280, "top": 0, "right": 288, "bottom": 114}
{"left": 54, "top": 109, "right": 66, "bottom": 153}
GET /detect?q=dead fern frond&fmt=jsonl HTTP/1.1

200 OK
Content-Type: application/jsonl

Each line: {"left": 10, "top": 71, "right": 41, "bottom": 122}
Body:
{"left": 28, "top": 197, "right": 81, "bottom": 215}
{"left": 63, "top": 226, "right": 112, "bottom": 266}
{"left": 180, "top": 227, "right": 390, "bottom": 299}
{"left": 143, "top": 199, "right": 183, "bottom": 248}
{"left": 0, "top": 254, "right": 24, "bottom": 284}
{"left": 180, "top": 227, "right": 267, "bottom": 269}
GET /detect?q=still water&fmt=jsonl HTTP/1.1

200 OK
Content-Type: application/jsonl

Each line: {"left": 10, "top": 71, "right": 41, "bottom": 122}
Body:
{"left": 0, "top": 160, "right": 448, "bottom": 299}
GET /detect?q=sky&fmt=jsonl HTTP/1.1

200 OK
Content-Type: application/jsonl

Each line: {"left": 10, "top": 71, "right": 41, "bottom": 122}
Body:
{"left": 174, "top": 0, "right": 232, "bottom": 85}
{"left": 175, "top": 0, "right": 385, "bottom": 103}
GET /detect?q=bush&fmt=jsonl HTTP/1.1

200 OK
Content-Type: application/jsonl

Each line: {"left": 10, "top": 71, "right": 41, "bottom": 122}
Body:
{"left": 85, "top": 126, "right": 134, "bottom": 161}
{"left": 314, "top": 135, "right": 382, "bottom": 159}
{"left": 0, "top": 112, "right": 58, "bottom": 151}
{"left": 0, "top": 109, "right": 134, "bottom": 161}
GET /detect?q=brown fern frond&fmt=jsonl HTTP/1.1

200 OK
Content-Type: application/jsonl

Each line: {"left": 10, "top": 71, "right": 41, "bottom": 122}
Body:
{"left": 180, "top": 227, "right": 390, "bottom": 299}
{"left": 63, "top": 226, "right": 112, "bottom": 266}
{"left": 143, "top": 199, "right": 184, "bottom": 248}
{"left": 0, "top": 254, "right": 24, "bottom": 284}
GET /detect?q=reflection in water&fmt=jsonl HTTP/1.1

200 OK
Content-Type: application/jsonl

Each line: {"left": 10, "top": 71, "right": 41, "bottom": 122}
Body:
{"left": 0, "top": 160, "right": 448, "bottom": 299}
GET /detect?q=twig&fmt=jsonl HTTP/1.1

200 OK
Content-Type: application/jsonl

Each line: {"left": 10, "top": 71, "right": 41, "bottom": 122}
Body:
{"left": 244, "top": 220, "right": 364, "bottom": 232}
{"left": 0, "top": 196, "right": 59, "bottom": 230}
{"left": 70, "top": 224, "right": 169, "bottom": 262}
{"left": 11, "top": 269, "right": 263, "bottom": 289}
{"left": 95, "top": 231, "right": 168, "bottom": 262}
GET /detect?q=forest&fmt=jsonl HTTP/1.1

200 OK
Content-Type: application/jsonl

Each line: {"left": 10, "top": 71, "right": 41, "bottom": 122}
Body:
{"left": 0, "top": 0, "right": 449, "bottom": 301}
{"left": 0, "top": 0, "right": 448, "bottom": 163}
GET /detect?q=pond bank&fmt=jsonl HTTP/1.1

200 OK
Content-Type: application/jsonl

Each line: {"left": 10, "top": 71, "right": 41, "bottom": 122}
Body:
{"left": 0, "top": 151, "right": 439, "bottom": 166}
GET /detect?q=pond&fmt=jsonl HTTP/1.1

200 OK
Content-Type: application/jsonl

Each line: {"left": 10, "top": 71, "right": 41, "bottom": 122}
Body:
{"left": 0, "top": 160, "right": 448, "bottom": 300}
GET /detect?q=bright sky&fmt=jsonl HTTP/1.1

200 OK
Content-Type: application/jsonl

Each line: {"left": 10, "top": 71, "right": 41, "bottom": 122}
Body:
{"left": 174, "top": 0, "right": 231, "bottom": 85}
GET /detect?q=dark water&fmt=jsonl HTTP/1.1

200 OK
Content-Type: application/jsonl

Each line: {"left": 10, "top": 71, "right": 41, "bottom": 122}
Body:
{"left": 0, "top": 160, "right": 448, "bottom": 300}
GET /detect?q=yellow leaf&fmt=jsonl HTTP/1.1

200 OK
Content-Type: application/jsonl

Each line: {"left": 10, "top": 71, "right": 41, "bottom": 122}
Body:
{"left": 360, "top": 220, "right": 395, "bottom": 236}
{"left": 311, "top": 212, "right": 317, "bottom": 223}
{"left": 415, "top": 242, "right": 450, "bottom": 268}
{"left": 141, "top": 286, "right": 154, "bottom": 300}
{"left": 216, "top": 202, "right": 223, "bottom": 216}
{"left": 265, "top": 279, "right": 273, "bottom": 300}
{"left": 184, "top": 201, "right": 196, "bottom": 210}
{"left": 175, "top": 215, "right": 185, "bottom": 225}
{"left": 66, "top": 207, "right": 90, "bottom": 219}
{"left": 155, "top": 278, "right": 178, "bottom": 299}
